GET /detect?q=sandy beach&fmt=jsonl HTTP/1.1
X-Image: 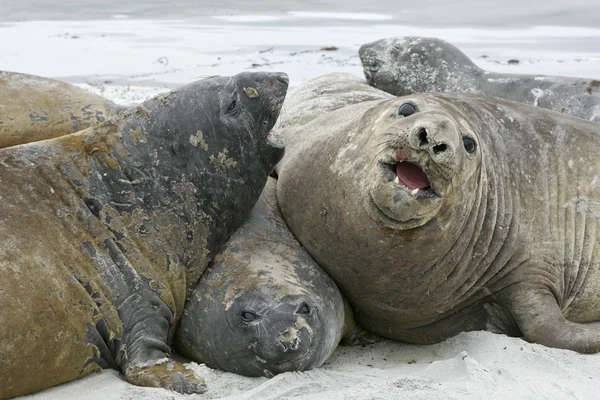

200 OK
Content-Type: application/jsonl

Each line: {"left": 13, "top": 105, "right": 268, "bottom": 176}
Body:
{"left": 2, "top": 1, "right": 600, "bottom": 399}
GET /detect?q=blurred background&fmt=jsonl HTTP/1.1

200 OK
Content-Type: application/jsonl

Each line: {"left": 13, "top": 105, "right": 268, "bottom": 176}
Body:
{"left": 1, "top": 0, "right": 599, "bottom": 104}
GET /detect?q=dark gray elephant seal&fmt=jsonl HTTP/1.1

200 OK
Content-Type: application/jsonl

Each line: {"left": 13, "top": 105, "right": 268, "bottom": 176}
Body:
{"left": 175, "top": 177, "right": 372, "bottom": 378}
{"left": 275, "top": 73, "right": 600, "bottom": 353}
{"left": 0, "top": 71, "right": 125, "bottom": 148}
{"left": 0, "top": 71, "right": 288, "bottom": 399}
{"left": 359, "top": 36, "right": 600, "bottom": 122}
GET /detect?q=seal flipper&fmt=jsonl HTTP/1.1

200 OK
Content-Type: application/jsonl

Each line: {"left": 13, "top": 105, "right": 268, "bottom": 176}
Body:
{"left": 339, "top": 298, "right": 382, "bottom": 346}
{"left": 499, "top": 281, "right": 600, "bottom": 353}
{"left": 101, "top": 239, "right": 206, "bottom": 393}
{"left": 118, "top": 293, "right": 205, "bottom": 394}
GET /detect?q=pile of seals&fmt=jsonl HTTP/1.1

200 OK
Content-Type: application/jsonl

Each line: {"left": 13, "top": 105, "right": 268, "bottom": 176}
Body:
{"left": 0, "top": 71, "right": 289, "bottom": 398}
{"left": 3, "top": 35, "right": 600, "bottom": 398}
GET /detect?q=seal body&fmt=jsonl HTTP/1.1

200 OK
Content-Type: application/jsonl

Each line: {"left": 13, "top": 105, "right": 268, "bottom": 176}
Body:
{"left": 0, "top": 71, "right": 288, "bottom": 398}
{"left": 176, "top": 177, "right": 363, "bottom": 378}
{"left": 276, "top": 73, "right": 600, "bottom": 353}
{"left": 359, "top": 36, "right": 600, "bottom": 122}
{"left": 0, "top": 71, "right": 125, "bottom": 148}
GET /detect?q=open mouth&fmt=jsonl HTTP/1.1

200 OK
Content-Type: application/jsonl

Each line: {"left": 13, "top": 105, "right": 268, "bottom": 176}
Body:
{"left": 266, "top": 132, "right": 284, "bottom": 148}
{"left": 380, "top": 161, "right": 439, "bottom": 199}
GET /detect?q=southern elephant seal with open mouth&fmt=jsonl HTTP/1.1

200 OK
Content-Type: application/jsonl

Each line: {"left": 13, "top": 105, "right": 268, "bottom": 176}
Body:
{"left": 0, "top": 71, "right": 288, "bottom": 398}
{"left": 0, "top": 71, "right": 125, "bottom": 148}
{"left": 275, "top": 73, "right": 600, "bottom": 353}
{"left": 176, "top": 177, "right": 372, "bottom": 378}
{"left": 359, "top": 36, "right": 600, "bottom": 122}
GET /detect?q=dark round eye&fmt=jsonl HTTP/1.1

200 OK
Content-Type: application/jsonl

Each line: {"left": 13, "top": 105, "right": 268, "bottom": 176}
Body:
{"left": 227, "top": 100, "right": 237, "bottom": 113}
{"left": 296, "top": 302, "right": 310, "bottom": 315}
{"left": 241, "top": 311, "right": 257, "bottom": 323}
{"left": 462, "top": 136, "right": 477, "bottom": 154}
{"left": 398, "top": 102, "right": 417, "bottom": 117}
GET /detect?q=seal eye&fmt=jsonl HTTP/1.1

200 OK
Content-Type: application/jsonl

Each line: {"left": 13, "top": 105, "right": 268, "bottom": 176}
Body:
{"left": 240, "top": 311, "right": 258, "bottom": 323}
{"left": 296, "top": 302, "right": 311, "bottom": 315}
{"left": 462, "top": 136, "right": 477, "bottom": 154}
{"left": 398, "top": 102, "right": 417, "bottom": 117}
{"left": 227, "top": 100, "right": 238, "bottom": 114}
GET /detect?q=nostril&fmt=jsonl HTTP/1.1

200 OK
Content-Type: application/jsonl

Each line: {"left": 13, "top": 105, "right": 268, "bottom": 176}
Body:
{"left": 276, "top": 74, "right": 289, "bottom": 85}
{"left": 433, "top": 143, "right": 447, "bottom": 155}
{"left": 418, "top": 128, "right": 428, "bottom": 147}
{"left": 278, "top": 337, "right": 300, "bottom": 352}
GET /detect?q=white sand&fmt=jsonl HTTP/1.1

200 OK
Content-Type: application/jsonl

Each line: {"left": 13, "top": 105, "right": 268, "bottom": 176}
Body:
{"left": 20, "top": 332, "right": 600, "bottom": 400}
{"left": 4, "top": 6, "right": 600, "bottom": 400}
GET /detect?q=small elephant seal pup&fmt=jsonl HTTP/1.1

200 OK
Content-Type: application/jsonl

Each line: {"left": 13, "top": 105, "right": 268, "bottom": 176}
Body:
{"left": 0, "top": 71, "right": 125, "bottom": 148}
{"left": 359, "top": 36, "right": 600, "bottom": 122}
{"left": 176, "top": 177, "right": 369, "bottom": 378}
{"left": 275, "top": 73, "right": 600, "bottom": 354}
{"left": 0, "top": 71, "right": 288, "bottom": 398}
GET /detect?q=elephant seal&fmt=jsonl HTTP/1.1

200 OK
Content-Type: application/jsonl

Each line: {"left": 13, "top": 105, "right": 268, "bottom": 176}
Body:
{"left": 0, "top": 71, "right": 288, "bottom": 399}
{"left": 0, "top": 71, "right": 125, "bottom": 148}
{"left": 175, "top": 177, "right": 371, "bottom": 378}
{"left": 359, "top": 36, "right": 600, "bottom": 122}
{"left": 275, "top": 73, "right": 600, "bottom": 354}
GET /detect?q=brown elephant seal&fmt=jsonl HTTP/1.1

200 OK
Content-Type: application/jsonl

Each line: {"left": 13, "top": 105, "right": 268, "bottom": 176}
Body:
{"left": 275, "top": 73, "right": 600, "bottom": 354}
{"left": 359, "top": 36, "right": 600, "bottom": 122}
{"left": 0, "top": 71, "right": 125, "bottom": 148}
{"left": 0, "top": 71, "right": 288, "bottom": 399}
{"left": 175, "top": 177, "right": 373, "bottom": 378}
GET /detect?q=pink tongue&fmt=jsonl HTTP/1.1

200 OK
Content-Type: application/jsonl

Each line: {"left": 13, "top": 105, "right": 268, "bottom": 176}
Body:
{"left": 396, "top": 162, "right": 430, "bottom": 190}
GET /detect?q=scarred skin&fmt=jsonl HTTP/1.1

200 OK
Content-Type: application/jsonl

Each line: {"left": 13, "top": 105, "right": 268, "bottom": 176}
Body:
{"left": 0, "top": 71, "right": 288, "bottom": 399}
{"left": 0, "top": 71, "right": 125, "bottom": 148}
{"left": 275, "top": 73, "right": 600, "bottom": 353}
{"left": 175, "top": 177, "right": 373, "bottom": 378}
{"left": 359, "top": 36, "right": 600, "bottom": 122}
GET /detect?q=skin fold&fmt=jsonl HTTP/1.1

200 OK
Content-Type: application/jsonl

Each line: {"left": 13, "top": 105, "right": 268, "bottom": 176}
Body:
{"left": 0, "top": 71, "right": 288, "bottom": 398}
{"left": 275, "top": 73, "right": 600, "bottom": 353}
{"left": 0, "top": 71, "right": 126, "bottom": 148}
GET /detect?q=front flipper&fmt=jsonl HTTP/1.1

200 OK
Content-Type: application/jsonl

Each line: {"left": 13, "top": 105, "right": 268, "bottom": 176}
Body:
{"left": 125, "top": 360, "right": 206, "bottom": 394}
{"left": 340, "top": 298, "right": 382, "bottom": 346}
{"left": 98, "top": 239, "right": 206, "bottom": 393}
{"left": 499, "top": 284, "right": 600, "bottom": 353}
{"left": 117, "top": 292, "right": 206, "bottom": 394}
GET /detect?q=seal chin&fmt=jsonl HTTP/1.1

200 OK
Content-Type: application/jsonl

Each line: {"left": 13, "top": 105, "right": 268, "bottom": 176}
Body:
{"left": 365, "top": 158, "right": 443, "bottom": 230}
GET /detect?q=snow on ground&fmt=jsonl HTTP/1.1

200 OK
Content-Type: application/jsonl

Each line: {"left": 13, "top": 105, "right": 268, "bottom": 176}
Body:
{"left": 3, "top": 5, "right": 600, "bottom": 400}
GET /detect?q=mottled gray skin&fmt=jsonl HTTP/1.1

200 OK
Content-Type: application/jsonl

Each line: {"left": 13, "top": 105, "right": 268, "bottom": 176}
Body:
{"left": 276, "top": 73, "right": 600, "bottom": 353}
{"left": 0, "top": 71, "right": 125, "bottom": 148}
{"left": 0, "top": 72, "right": 288, "bottom": 399}
{"left": 176, "top": 177, "right": 366, "bottom": 378}
{"left": 359, "top": 36, "right": 600, "bottom": 122}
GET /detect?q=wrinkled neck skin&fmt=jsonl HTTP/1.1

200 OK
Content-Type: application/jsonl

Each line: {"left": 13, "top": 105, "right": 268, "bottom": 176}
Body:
{"left": 277, "top": 95, "right": 518, "bottom": 341}
{"left": 8, "top": 92, "right": 270, "bottom": 319}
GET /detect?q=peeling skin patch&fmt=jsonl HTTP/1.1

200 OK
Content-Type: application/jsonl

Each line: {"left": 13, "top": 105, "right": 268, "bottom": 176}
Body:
{"left": 135, "top": 105, "right": 150, "bottom": 118}
{"left": 210, "top": 149, "right": 237, "bottom": 170}
{"left": 531, "top": 88, "right": 544, "bottom": 107}
{"left": 129, "top": 127, "right": 147, "bottom": 144}
{"left": 244, "top": 87, "right": 259, "bottom": 98}
{"left": 566, "top": 196, "right": 600, "bottom": 222}
{"left": 189, "top": 130, "right": 208, "bottom": 150}
{"left": 152, "top": 149, "right": 159, "bottom": 166}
